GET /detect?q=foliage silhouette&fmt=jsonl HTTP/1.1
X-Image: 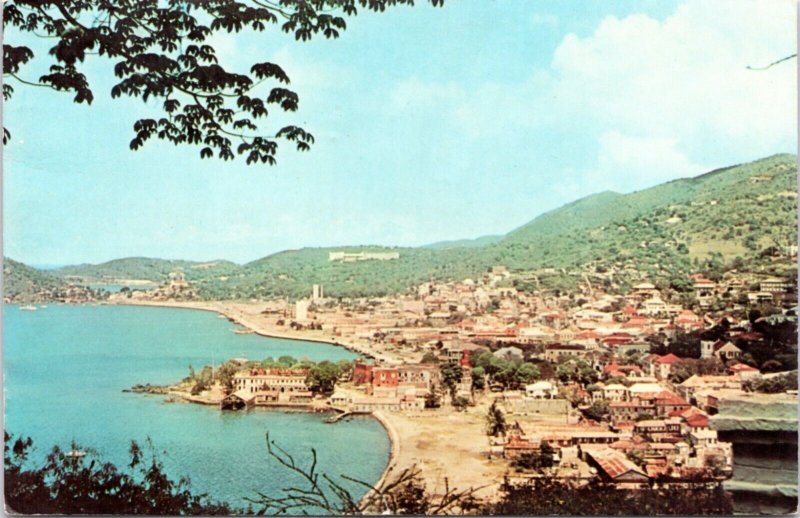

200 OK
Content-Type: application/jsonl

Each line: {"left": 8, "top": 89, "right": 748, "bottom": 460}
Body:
{"left": 4, "top": 0, "right": 443, "bottom": 163}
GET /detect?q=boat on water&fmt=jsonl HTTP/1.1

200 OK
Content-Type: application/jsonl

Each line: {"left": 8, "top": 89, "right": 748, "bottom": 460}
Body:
{"left": 19, "top": 305, "right": 37, "bottom": 311}
{"left": 39, "top": 305, "right": 48, "bottom": 309}
{"left": 65, "top": 450, "right": 87, "bottom": 458}
{"left": 232, "top": 328, "right": 254, "bottom": 335}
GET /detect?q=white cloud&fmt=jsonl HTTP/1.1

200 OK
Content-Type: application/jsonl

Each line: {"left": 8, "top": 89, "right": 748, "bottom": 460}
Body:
{"left": 593, "top": 131, "right": 708, "bottom": 187}
{"left": 552, "top": 131, "right": 709, "bottom": 200}
{"left": 385, "top": 0, "right": 796, "bottom": 182}
{"left": 551, "top": 0, "right": 797, "bottom": 147}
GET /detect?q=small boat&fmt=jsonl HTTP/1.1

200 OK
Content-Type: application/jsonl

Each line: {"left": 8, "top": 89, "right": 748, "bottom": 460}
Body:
{"left": 232, "top": 328, "right": 254, "bottom": 335}
{"left": 39, "top": 305, "right": 48, "bottom": 309}
{"left": 19, "top": 305, "right": 37, "bottom": 311}
{"left": 65, "top": 450, "right": 87, "bottom": 458}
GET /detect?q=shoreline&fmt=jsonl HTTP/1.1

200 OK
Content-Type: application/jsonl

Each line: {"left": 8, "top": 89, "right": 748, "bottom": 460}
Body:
{"left": 114, "top": 299, "right": 394, "bottom": 362}
{"left": 114, "top": 299, "right": 402, "bottom": 499}
{"left": 367, "top": 411, "right": 401, "bottom": 502}
{"left": 108, "top": 299, "right": 504, "bottom": 503}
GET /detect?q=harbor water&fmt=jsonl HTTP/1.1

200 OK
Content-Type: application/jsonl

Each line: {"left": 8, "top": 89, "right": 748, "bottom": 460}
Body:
{"left": 3, "top": 304, "right": 390, "bottom": 509}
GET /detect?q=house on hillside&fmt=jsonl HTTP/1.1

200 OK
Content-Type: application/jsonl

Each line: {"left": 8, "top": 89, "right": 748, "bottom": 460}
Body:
{"left": 525, "top": 381, "right": 558, "bottom": 399}
{"left": 700, "top": 340, "right": 742, "bottom": 361}
{"left": 646, "top": 353, "right": 683, "bottom": 379}
{"left": 580, "top": 445, "right": 649, "bottom": 487}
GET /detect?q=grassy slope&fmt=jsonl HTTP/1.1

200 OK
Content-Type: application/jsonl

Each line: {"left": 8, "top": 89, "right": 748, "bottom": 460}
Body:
{"left": 3, "top": 258, "right": 67, "bottom": 302}
{"left": 52, "top": 257, "right": 242, "bottom": 283}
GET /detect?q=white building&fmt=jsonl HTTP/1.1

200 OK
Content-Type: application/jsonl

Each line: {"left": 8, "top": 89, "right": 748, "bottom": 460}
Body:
{"left": 525, "top": 381, "right": 558, "bottom": 399}
{"left": 295, "top": 299, "right": 310, "bottom": 322}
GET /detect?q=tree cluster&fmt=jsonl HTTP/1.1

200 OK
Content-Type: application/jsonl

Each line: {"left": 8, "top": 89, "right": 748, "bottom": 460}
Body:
{"left": 488, "top": 477, "right": 733, "bottom": 516}
{"left": 4, "top": 434, "right": 236, "bottom": 515}
{"left": 4, "top": 0, "right": 444, "bottom": 163}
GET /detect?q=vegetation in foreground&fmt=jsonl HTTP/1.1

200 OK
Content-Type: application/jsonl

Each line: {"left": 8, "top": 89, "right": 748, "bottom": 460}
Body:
{"left": 3, "top": 434, "right": 236, "bottom": 515}
{"left": 5, "top": 433, "right": 734, "bottom": 515}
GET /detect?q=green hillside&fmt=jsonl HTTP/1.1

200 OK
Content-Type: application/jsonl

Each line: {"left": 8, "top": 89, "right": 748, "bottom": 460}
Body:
{"left": 42, "top": 153, "right": 799, "bottom": 300}
{"left": 489, "top": 153, "right": 797, "bottom": 277}
{"left": 52, "top": 257, "right": 242, "bottom": 283}
{"left": 421, "top": 234, "right": 504, "bottom": 250}
{"left": 3, "top": 258, "right": 67, "bottom": 302}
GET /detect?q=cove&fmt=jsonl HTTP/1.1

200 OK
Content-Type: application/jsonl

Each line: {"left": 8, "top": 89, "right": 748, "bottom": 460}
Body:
{"left": 3, "top": 304, "right": 390, "bottom": 509}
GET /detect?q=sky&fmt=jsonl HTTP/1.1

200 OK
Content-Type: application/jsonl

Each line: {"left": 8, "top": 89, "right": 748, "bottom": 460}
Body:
{"left": 3, "top": 0, "right": 797, "bottom": 266}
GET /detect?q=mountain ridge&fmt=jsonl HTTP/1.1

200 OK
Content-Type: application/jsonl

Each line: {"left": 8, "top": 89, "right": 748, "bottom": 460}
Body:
{"left": 10, "top": 153, "right": 797, "bottom": 300}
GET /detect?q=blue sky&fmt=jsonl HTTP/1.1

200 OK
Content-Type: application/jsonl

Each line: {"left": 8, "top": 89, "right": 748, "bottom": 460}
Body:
{"left": 3, "top": 0, "right": 796, "bottom": 266}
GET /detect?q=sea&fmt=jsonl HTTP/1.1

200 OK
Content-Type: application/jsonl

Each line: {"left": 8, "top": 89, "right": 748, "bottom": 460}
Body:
{"left": 3, "top": 304, "right": 391, "bottom": 511}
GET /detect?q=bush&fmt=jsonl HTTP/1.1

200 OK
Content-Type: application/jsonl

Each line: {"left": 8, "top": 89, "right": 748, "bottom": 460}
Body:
{"left": 4, "top": 434, "right": 236, "bottom": 515}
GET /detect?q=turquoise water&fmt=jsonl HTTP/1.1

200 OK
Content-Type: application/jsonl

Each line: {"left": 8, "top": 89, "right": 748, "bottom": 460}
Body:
{"left": 3, "top": 304, "right": 390, "bottom": 510}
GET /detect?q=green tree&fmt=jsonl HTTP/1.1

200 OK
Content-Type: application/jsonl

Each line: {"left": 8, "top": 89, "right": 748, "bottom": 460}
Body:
{"left": 451, "top": 395, "right": 470, "bottom": 412}
{"left": 485, "top": 402, "right": 507, "bottom": 437}
{"left": 277, "top": 355, "right": 297, "bottom": 367}
{"left": 420, "top": 351, "right": 439, "bottom": 364}
{"left": 215, "top": 361, "right": 239, "bottom": 393}
{"left": 583, "top": 400, "right": 609, "bottom": 422}
{"left": 306, "top": 361, "right": 340, "bottom": 394}
{"left": 424, "top": 389, "right": 441, "bottom": 409}
{"left": 488, "top": 477, "right": 732, "bottom": 515}
{"left": 471, "top": 366, "right": 485, "bottom": 390}
{"left": 514, "top": 362, "right": 541, "bottom": 386}
{"left": 336, "top": 359, "right": 354, "bottom": 380}
{"left": 4, "top": 434, "right": 236, "bottom": 515}
{"left": 512, "top": 441, "right": 554, "bottom": 471}
{"left": 3, "top": 0, "right": 444, "bottom": 162}
{"left": 440, "top": 362, "right": 462, "bottom": 398}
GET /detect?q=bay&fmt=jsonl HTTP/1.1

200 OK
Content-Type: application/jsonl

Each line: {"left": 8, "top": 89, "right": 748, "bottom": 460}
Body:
{"left": 3, "top": 304, "right": 390, "bottom": 510}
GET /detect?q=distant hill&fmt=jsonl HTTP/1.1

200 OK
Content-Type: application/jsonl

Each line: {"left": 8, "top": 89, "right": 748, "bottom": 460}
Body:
{"left": 3, "top": 258, "right": 66, "bottom": 302}
{"left": 40, "top": 153, "right": 798, "bottom": 300}
{"left": 52, "top": 257, "right": 242, "bottom": 283}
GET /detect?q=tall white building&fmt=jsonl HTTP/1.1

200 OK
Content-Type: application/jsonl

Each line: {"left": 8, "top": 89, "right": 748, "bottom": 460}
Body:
{"left": 295, "top": 299, "right": 310, "bottom": 322}
{"left": 312, "top": 284, "right": 324, "bottom": 300}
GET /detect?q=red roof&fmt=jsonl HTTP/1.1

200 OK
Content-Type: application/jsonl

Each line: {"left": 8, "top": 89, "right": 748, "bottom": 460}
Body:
{"left": 653, "top": 353, "right": 682, "bottom": 365}
{"left": 604, "top": 363, "right": 642, "bottom": 375}
{"left": 654, "top": 391, "right": 689, "bottom": 406}
{"left": 646, "top": 465, "right": 668, "bottom": 478}
{"left": 686, "top": 415, "right": 710, "bottom": 428}
{"left": 505, "top": 435, "right": 538, "bottom": 450}
{"left": 588, "top": 451, "right": 647, "bottom": 480}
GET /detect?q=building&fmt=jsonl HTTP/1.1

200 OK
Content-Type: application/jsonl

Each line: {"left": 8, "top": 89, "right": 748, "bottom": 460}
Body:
{"left": 760, "top": 278, "right": 791, "bottom": 294}
{"left": 692, "top": 276, "right": 717, "bottom": 306}
{"left": 647, "top": 353, "right": 683, "bottom": 379}
{"left": 580, "top": 445, "right": 649, "bottom": 486}
{"left": 328, "top": 251, "right": 400, "bottom": 262}
{"left": 525, "top": 381, "right": 558, "bottom": 399}
{"left": 352, "top": 360, "right": 374, "bottom": 385}
{"left": 312, "top": 284, "right": 324, "bottom": 300}
{"left": 701, "top": 340, "right": 742, "bottom": 361}
{"left": 370, "top": 367, "right": 399, "bottom": 395}
{"left": 544, "top": 344, "right": 587, "bottom": 362}
{"left": 230, "top": 368, "right": 311, "bottom": 403}
{"left": 295, "top": 299, "right": 310, "bottom": 322}
{"left": 397, "top": 364, "right": 442, "bottom": 391}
